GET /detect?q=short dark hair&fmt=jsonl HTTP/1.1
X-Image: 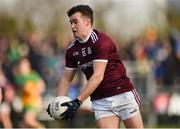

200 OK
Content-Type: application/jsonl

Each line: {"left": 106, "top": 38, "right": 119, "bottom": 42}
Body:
{"left": 67, "top": 4, "right": 93, "bottom": 25}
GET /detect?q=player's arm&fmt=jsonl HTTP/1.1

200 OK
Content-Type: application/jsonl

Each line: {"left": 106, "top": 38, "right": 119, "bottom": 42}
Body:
{"left": 78, "top": 60, "right": 107, "bottom": 102}
{"left": 60, "top": 61, "right": 107, "bottom": 120}
{"left": 57, "top": 67, "right": 77, "bottom": 96}
{"left": 47, "top": 68, "right": 77, "bottom": 119}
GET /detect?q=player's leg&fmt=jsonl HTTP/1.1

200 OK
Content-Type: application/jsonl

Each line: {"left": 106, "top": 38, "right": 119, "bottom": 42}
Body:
{"left": 96, "top": 115, "right": 120, "bottom": 128}
{"left": 23, "top": 107, "right": 44, "bottom": 128}
{"left": 121, "top": 89, "right": 143, "bottom": 128}
{"left": 123, "top": 112, "right": 143, "bottom": 128}
{"left": 24, "top": 111, "right": 42, "bottom": 128}
{"left": 92, "top": 97, "right": 121, "bottom": 128}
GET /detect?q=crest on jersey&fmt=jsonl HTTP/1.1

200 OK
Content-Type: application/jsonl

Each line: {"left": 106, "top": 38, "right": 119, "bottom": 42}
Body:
{"left": 73, "top": 51, "right": 79, "bottom": 56}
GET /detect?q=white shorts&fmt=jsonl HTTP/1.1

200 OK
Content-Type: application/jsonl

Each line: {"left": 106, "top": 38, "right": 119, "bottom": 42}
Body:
{"left": 92, "top": 89, "right": 140, "bottom": 121}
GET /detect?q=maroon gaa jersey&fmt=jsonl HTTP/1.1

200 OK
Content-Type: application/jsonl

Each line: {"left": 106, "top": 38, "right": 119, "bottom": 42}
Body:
{"left": 65, "top": 30, "right": 134, "bottom": 100}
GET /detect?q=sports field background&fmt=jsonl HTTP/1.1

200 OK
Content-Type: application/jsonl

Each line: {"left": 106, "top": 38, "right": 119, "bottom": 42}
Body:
{"left": 0, "top": 0, "right": 180, "bottom": 128}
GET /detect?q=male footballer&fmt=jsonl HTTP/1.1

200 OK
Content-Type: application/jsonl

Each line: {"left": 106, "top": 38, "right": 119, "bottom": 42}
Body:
{"left": 47, "top": 4, "right": 144, "bottom": 128}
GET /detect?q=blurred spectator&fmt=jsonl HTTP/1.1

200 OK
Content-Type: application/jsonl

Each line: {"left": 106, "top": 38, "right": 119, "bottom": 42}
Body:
{"left": 133, "top": 37, "right": 152, "bottom": 76}
{"left": 26, "top": 31, "right": 46, "bottom": 81}
{"left": 0, "top": 36, "right": 29, "bottom": 85}
{"left": 14, "top": 57, "right": 45, "bottom": 128}
{"left": 154, "top": 40, "right": 172, "bottom": 86}
{"left": 40, "top": 36, "right": 63, "bottom": 90}
{"left": 0, "top": 68, "right": 15, "bottom": 128}
{"left": 144, "top": 27, "right": 159, "bottom": 60}
{"left": 169, "top": 28, "right": 180, "bottom": 86}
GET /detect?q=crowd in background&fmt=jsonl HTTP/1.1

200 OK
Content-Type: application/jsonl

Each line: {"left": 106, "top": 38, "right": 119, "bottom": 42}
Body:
{"left": 121, "top": 27, "right": 180, "bottom": 88}
{"left": 0, "top": 30, "right": 82, "bottom": 128}
{"left": 0, "top": 24, "right": 180, "bottom": 127}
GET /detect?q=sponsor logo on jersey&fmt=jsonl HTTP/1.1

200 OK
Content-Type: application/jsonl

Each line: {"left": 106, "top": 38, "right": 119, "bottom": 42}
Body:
{"left": 78, "top": 61, "right": 93, "bottom": 70}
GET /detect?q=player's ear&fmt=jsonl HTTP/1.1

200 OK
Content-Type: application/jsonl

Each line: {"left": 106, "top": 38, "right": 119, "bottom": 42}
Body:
{"left": 85, "top": 18, "right": 91, "bottom": 26}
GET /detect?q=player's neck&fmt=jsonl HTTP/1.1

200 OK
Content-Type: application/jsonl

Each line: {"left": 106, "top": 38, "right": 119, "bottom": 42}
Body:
{"left": 78, "top": 29, "right": 92, "bottom": 43}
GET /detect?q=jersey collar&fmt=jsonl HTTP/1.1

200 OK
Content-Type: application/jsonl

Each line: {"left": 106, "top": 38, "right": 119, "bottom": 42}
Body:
{"left": 78, "top": 29, "right": 93, "bottom": 44}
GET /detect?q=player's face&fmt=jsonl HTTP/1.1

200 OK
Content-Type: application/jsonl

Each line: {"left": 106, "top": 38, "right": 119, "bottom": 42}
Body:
{"left": 69, "top": 12, "right": 91, "bottom": 40}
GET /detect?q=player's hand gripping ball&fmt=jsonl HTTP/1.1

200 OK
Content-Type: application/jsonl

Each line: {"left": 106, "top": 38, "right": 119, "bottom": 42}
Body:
{"left": 47, "top": 96, "right": 71, "bottom": 120}
{"left": 60, "top": 98, "right": 82, "bottom": 120}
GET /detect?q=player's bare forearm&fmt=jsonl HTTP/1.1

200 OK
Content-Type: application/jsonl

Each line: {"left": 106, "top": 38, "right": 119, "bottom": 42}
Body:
{"left": 58, "top": 77, "right": 71, "bottom": 96}
{"left": 78, "top": 73, "right": 104, "bottom": 102}
{"left": 57, "top": 68, "right": 77, "bottom": 96}
{"left": 77, "top": 61, "right": 107, "bottom": 102}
